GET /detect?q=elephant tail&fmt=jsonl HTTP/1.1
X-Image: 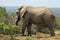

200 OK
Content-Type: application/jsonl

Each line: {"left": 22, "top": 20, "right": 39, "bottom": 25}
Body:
{"left": 51, "top": 15, "right": 56, "bottom": 28}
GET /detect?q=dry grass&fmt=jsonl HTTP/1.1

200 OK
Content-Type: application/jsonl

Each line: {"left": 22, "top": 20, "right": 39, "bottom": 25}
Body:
{"left": 0, "top": 30, "right": 60, "bottom": 40}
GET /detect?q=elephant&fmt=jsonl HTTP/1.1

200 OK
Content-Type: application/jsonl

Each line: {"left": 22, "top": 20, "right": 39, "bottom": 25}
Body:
{"left": 16, "top": 6, "right": 55, "bottom": 36}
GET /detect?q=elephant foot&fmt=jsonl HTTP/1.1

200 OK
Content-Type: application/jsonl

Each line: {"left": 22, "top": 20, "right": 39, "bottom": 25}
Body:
{"left": 51, "top": 33, "right": 55, "bottom": 37}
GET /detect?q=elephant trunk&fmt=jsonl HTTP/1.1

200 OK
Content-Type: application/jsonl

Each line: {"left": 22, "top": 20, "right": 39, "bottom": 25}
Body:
{"left": 16, "top": 15, "right": 20, "bottom": 26}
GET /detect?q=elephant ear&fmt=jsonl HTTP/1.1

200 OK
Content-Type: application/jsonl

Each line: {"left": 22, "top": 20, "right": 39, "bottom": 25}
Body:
{"left": 20, "top": 6, "right": 26, "bottom": 18}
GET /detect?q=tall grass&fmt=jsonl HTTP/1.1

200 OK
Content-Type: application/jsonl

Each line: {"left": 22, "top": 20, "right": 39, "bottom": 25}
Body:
{"left": 55, "top": 17, "right": 60, "bottom": 29}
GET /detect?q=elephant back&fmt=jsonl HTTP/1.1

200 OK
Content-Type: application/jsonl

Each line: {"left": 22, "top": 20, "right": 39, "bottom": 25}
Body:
{"left": 26, "top": 6, "right": 47, "bottom": 16}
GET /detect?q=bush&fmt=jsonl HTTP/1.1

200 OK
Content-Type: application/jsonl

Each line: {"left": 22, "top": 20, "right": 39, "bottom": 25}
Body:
{"left": 0, "top": 7, "right": 6, "bottom": 17}
{"left": 31, "top": 24, "right": 49, "bottom": 34}
{"left": 0, "top": 22, "right": 20, "bottom": 34}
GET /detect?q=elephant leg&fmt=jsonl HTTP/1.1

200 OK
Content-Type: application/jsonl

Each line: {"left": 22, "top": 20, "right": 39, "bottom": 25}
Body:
{"left": 48, "top": 26, "right": 55, "bottom": 36}
{"left": 21, "top": 24, "right": 27, "bottom": 36}
{"left": 27, "top": 22, "right": 32, "bottom": 36}
{"left": 22, "top": 17, "right": 30, "bottom": 36}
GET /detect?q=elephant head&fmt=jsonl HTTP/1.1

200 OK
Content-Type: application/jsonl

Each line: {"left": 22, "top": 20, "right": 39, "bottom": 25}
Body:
{"left": 16, "top": 6, "right": 26, "bottom": 25}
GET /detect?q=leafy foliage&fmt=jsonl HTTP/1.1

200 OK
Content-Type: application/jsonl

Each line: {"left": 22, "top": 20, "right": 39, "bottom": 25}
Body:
{"left": 0, "top": 22, "right": 20, "bottom": 34}
{"left": 0, "top": 7, "right": 6, "bottom": 17}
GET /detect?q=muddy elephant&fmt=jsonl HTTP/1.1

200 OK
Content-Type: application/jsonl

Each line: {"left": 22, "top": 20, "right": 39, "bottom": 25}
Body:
{"left": 16, "top": 6, "right": 55, "bottom": 36}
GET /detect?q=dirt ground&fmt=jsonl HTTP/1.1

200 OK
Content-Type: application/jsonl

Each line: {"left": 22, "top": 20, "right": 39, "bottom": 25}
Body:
{"left": 0, "top": 30, "right": 60, "bottom": 40}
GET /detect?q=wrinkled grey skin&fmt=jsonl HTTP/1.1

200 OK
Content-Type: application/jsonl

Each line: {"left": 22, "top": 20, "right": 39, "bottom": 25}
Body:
{"left": 16, "top": 6, "right": 55, "bottom": 36}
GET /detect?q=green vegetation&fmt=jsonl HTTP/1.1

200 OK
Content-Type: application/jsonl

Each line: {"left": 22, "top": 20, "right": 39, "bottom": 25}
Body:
{"left": 25, "top": 36, "right": 32, "bottom": 40}
{"left": 25, "top": 36, "right": 37, "bottom": 40}
{"left": 0, "top": 22, "right": 20, "bottom": 34}
{"left": 55, "top": 17, "right": 60, "bottom": 29}
{"left": 0, "top": 7, "right": 6, "bottom": 17}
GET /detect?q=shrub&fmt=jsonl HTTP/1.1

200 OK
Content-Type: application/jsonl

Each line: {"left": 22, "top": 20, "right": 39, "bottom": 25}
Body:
{"left": 31, "top": 24, "right": 37, "bottom": 34}
{"left": 0, "top": 7, "right": 6, "bottom": 17}
{"left": 0, "top": 22, "right": 20, "bottom": 34}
